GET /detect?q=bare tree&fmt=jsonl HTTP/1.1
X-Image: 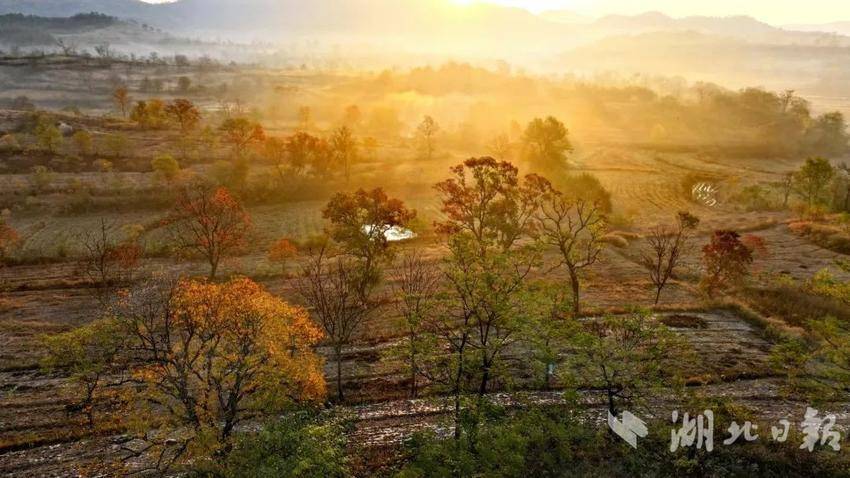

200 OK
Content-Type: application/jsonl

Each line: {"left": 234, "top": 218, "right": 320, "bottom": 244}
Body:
{"left": 415, "top": 115, "right": 440, "bottom": 161}
{"left": 536, "top": 188, "right": 606, "bottom": 316}
{"left": 112, "top": 86, "right": 130, "bottom": 118}
{"left": 392, "top": 250, "right": 441, "bottom": 398}
{"left": 55, "top": 38, "right": 78, "bottom": 56}
{"left": 780, "top": 171, "right": 794, "bottom": 208}
{"left": 640, "top": 212, "right": 700, "bottom": 305}
{"left": 329, "top": 125, "right": 358, "bottom": 184}
{"left": 79, "top": 219, "right": 140, "bottom": 304}
{"left": 486, "top": 133, "right": 512, "bottom": 160}
{"left": 296, "top": 244, "right": 376, "bottom": 401}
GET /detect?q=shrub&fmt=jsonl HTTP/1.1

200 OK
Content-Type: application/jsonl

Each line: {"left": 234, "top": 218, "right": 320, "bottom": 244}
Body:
{"left": 151, "top": 154, "right": 180, "bottom": 182}
{"left": 191, "top": 411, "right": 350, "bottom": 478}
{"left": 71, "top": 130, "right": 94, "bottom": 157}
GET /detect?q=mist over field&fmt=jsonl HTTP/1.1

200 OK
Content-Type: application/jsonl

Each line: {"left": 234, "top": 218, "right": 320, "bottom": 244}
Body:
{"left": 2, "top": 1, "right": 850, "bottom": 477}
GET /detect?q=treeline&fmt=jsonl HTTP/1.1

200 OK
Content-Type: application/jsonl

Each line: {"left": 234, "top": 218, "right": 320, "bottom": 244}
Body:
{"left": 0, "top": 13, "right": 117, "bottom": 31}
{"left": 342, "top": 63, "right": 849, "bottom": 158}
{"left": 0, "top": 13, "right": 117, "bottom": 47}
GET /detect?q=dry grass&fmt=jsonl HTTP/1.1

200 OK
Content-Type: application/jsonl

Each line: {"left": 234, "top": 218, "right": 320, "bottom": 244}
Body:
{"left": 788, "top": 221, "right": 850, "bottom": 254}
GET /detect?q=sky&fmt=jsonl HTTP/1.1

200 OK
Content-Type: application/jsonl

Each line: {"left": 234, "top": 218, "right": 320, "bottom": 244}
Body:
{"left": 450, "top": 0, "right": 850, "bottom": 25}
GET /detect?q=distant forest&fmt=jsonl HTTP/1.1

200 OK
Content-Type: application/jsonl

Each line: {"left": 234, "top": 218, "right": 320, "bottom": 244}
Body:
{"left": 0, "top": 13, "right": 117, "bottom": 46}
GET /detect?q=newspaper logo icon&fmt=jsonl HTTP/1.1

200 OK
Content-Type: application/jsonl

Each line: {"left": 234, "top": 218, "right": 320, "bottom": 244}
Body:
{"left": 608, "top": 410, "right": 649, "bottom": 449}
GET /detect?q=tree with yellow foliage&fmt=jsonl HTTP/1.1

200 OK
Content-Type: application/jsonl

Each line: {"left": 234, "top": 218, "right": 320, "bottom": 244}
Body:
{"left": 43, "top": 277, "right": 325, "bottom": 473}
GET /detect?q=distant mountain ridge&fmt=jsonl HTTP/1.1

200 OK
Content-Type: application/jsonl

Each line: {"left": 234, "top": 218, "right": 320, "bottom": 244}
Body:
{"left": 1, "top": 0, "right": 849, "bottom": 60}
{"left": 0, "top": 0, "right": 841, "bottom": 41}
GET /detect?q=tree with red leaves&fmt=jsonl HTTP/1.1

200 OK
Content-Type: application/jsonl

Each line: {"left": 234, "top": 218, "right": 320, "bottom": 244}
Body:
{"left": 166, "top": 182, "right": 252, "bottom": 279}
{"left": 701, "top": 230, "right": 753, "bottom": 296}
{"left": 165, "top": 99, "right": 201, "bottom": 135}
{"left": 434, "top": 156, "right": 545, "bottom": 254}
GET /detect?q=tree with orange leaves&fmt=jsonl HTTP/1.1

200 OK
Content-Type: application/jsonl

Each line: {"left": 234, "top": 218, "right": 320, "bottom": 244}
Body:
{"left": 166, "top": 181, "right": 251, "bottom": 279}
{"left": 268, "top": 238, "right": 298, "bottom": 274}
{"left": 106, "top": 276, "right": 323, "bottom": 470}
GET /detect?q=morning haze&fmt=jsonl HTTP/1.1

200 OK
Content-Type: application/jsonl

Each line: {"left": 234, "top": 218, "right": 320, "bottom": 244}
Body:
{"left": 0, "top": 1, "right": 849, "bottom": 476}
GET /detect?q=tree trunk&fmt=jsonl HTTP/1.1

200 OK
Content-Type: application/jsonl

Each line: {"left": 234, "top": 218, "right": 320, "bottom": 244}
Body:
{"left": 606, "top": 388, "right": 617, "bottom": 417}
{"left": 478, "top": 364, "right": 490, "bottom": 397}
{"left": 409, "top": 333, "right": 418, "bottom": 398}
{"left": 209, "top": 257, "right": 218, "bottom": 280}
{"left": 569, "top": 268, "right": 581, "bottom": 316}
{"left": 654, "top": 284, "right": 663, "bottom": 305}
{"left": 335, "top": 347, "right": 344, "bottom": 402}
{"left": 453, "top": 345, "right": 465, "bottom": 441}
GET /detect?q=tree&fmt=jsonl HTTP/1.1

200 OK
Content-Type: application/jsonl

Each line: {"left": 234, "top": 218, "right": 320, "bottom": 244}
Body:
{"left": 297, "top": 106, "right": 313, "bottom": 132}
{"left": 700, "top": 230, "right": 753, "bottom": 296}
{"left": 573, "top": 311, "right": 688, "bottom": 416}
{"left": 296, "top": 245, "right": 375, "bottom": 401}
{"left": 220, "top": 117, "right": 265, "bottom": 158}
{"left": 0, "top": 219, "right": 20, "bottom": 267}
{"left": 151, "top": 154, "right": 180, "bottom": 182}
{"left": 640, "top": 211, "right": 700, "bottom": 305}
{"left": 71, "top": 130, "right": 93, "bottom": 157}
{"left": 805, "top": 112, "right": 850, "bottom": 157}
{"left": 486, "top": 133, "right": 512, "bottom": 160}
{"left": 176, "top": 76, "right": 191, "bottom": 94}
{"left": 166, "top": 182, "right": 252, "bottom": 279}
{"left": 534, "top": 179, "right": 606, "bottom": 316}
{"left": 104, "top": 133, "right": 129, "bottom": 158}
{"left": 522, "top": 284, "right": 577, "bottom": 390}
{"left": 130, "top": 99, "right": 167, "bottom": 129}
{"left": 329, "top": 125, "right": 358, "bottom": 183}
{"left": 284, "top": 132, "right": 328, "bottom": 177}
{"left": 267, "top": 238, "right": 298, "bottom": 274}
{"left": 434, "top": 158, "right": 546, "bottom": 402}
{"left": 793, "top": 156, "right": 835, "bottom": 207}
{"left": 779, "top": 171, "right": 794, "bottom": 208}
{"left": 41, "top": 319, "right": 124, "bottom": 429}
{"left": 165, "top": 99, "right": 201, "bottom": 135}
{"left": 435, "top": 157, "right": 544, "bottom": 253}
{"left": 79, "top": 219, "right": 142, "bottom": 304}
{"left": 29, "top": 165, "right": 55, "bottom": 192}
{"left": 35, "top": 118, "right": 62, "bottom": 153}
{"left": 342, "top": 104, "right": 362, "bottom": 130}
{"left": 391, "top": 250, "right": 440, "bottom": 398}
{"left": 322, "top": 188, "right": 416, "bottom": 284}
{"left": 114, "top": 277, "right": 324, "bottom": 467}
{"left": 112, "top": 86, "right": 130, "bottom": 118}
{"left": 522, "top": 116, "right": 572, "bottom": 174}
{"left": 415, "top": 115, "right": 440, "bottom": 161}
